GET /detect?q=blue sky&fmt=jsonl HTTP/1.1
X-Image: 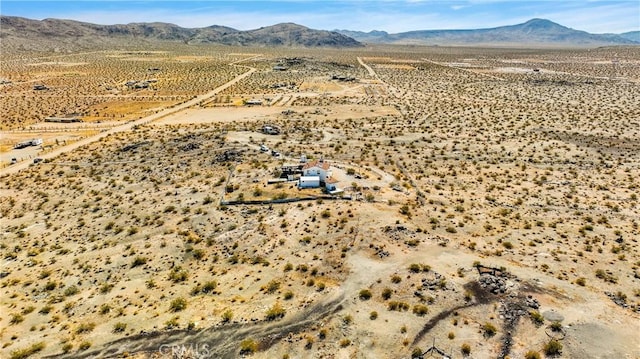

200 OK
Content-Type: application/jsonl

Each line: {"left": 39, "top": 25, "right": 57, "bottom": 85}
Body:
{"left": 1, "top": 1, "right": 638, "bottom": 33}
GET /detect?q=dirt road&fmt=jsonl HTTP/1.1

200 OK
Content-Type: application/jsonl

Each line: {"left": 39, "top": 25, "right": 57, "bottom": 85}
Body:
{"left": 0, "top": 64, "right": 256, "bottom": 177}
{"left": 357, "top": 57, "right": 379, "bottom": 80}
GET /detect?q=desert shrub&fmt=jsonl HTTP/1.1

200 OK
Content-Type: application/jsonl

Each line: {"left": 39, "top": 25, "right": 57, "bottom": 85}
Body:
{"left": 382, "top": 287, "right": 393, "bottom": 300}
{"left": 544, "top": 339, "right": 562, "bottom": 356}
{"left": 339, "top": 338, "right": 351, "bottom": 347}
{"left": 530, "top": 310, "right": 544, "bottom": 325}
{"left": 192, "top": 249, "right": 206, "bottom": 260}
{"left": 524, "top": 350, "right": 541, "bottom": 359}
{"left": 78, "top": 341, "right": 92, "bottom": 350}
{"left": 482, "top": 322, "right": 497, "bottom": 337}
{"left": 595, "top": 269, "right": 617, "bottom": 283}
{"left": 221, "top": 309, "right": 233, "bottom": 322}
{"left": 283, "top": 290, "right": 294, "bottom": 300}
{"left": 265, "top": 302, "right": 285, "bottom": 321}
{"left": 113, "top": 322, "right": 127, "bottom": 333}
{"left": 411, "top": 347, "right": 423, "bottom": 358}
{"left": 9, "top": 342, "right": 45, "bottom": 359}
{"left": 169, "top": 266, "right": 189, "bottom": 282}
{"left": 9, "top": 313, "right": 24, "bottom": 324}
{"left": 165, "top": 316, "right": 180, "bottom": 329}
{"left": 99, "top": 304, "right": 111, "bottom": 314}
{"left": 549, "top": 321, "right": 562, "bottom": 332}
{"left": 44, "top": 281, "right": 57, "bottom": 291}
{"left": 61, "top": 343, "right": 73, "bottom": 353}
{"left": 131, "top": 256, "right": 148, "bottom": 268}
{"left": 388, "top": 301, "right": 410, "bottom": 311}
{"left": 461, "top": 343, "right": 471, "bottom": 355}
{"left": 575, "top": 277, "right": 586, "bottom": 286}
{"left": 304, "top": 335, "right": 314, "bottom": 349}
{"left": 370, "top": 311, "right": 378, "bottom": 320}
{"left": 202, "top": 280, "right": 217, "bottom": 293}
{"left": 169, "top": 297, "right": 187, "bottom": 312}
{"left": 39, "top": 305, "right": 53, "bottom": 314}
{"left": 64, "top": 285, "right": 79, "bottom": 296}
{"left": 75, "top": 322, "right": 96, "bottom": 334}
{"left": 22, "top": 306, "right": 35, "bottom": 314}
{"left": 391, "top": 274, "right": 402, "bottom": 283}
{"left": 239, "top": 339, "right": 258, "bottom": 355}
{"left": 264, "top": 280, "right": 280, "bottom": 294}
{"left": 100, "top": 282, "right": 114, "bottom": 294}
{"left": 412, "top": 304, "right": 429, "bottom": 316}
{"left": 359, "top": 289, "right": 372, "bottom": 300}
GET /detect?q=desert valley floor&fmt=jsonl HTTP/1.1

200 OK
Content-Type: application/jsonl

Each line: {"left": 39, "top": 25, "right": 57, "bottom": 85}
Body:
{"left": 1, "top": 44, "right": 639, "bottom": 359}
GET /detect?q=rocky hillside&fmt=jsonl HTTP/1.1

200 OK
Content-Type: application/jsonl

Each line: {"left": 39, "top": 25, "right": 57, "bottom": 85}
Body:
{"left": 0, "top": 16, "right": 362, "bottom": 52}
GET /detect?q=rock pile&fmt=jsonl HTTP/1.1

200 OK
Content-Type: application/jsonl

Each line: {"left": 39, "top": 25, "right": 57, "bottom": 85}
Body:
{"left": 369, "top": 243, "right": 390, "bottom": 258}
{"left": 422, "top": 272, "right": 447, "bottom": 291}
{"left": 479, "top": 274, "right": 507, "bottom": 294}
{"left": 605, "top": 291, "right": 628, "bottom": 309}
{"left": 525, "top": 295, "right": 540, "bottom": 309}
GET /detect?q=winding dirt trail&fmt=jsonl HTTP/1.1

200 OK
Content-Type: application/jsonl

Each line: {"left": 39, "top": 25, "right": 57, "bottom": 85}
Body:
{"left": 1, "top": 59, "right": 258, "bottom": 177}
{"left": 50, "top": 290, "right": 346, "bottom": 359}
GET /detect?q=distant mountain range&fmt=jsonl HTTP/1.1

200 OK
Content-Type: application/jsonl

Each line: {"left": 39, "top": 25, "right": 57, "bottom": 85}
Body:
{"left": 619, "top": 31, "right": 640, "bottom": 42}
{"left": 0, "top": 16, "right": 637, "bottom": 52}
{"left": 0, "top": 16, "right": 362, "bottom": 51}
{"left": 337, "top": 19, "right": 638, "bottom": 46}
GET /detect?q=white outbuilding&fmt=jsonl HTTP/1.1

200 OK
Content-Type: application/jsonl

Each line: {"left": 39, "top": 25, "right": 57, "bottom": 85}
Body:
{"left": 298, "top": 176, "right": 320, "bottom": 188}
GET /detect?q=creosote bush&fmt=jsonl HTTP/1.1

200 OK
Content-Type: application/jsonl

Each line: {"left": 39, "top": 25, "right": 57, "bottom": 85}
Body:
{"left": 9, "top": 342, "right": 45, "bottom": 359}
{"left": 359, "top": 289, "right": 372, "bottom": 300}
{"left": 544, "top": 339, "right": 563, "bottom": 356}
{"left": 169, "top": 297, "right": 187, "bottom": 312}
{"left": 461, "top": 343, "right": 471, "bottom": 355}
{"left": 482, "top": 322, "right": 497, "bottom": 337}
{"left": 239, "top": 338, "right": 258, "bottom": 355}
{"left": 265, "top": 302, "right": 286, "bottom": 321}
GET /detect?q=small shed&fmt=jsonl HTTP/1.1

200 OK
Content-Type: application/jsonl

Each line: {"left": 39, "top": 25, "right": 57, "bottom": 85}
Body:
{"left": 325, "top": 177, "right": 339, "bottom": 191}
{"left": 299, "top": 176, "right": 320, "bottom": 188}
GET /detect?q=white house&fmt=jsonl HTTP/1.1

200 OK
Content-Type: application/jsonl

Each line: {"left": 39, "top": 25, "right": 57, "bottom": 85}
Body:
{"left": 302, "top": 160, "right": 332, "bottom": 182}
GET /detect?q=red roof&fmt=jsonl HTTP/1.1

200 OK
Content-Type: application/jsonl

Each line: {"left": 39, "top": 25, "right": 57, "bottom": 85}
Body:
{"left": 302, "top": 160, "right": 330, "bottom": 171}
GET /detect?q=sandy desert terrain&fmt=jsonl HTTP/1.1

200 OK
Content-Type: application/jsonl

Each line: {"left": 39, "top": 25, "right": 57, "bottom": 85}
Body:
{"left": 1, "top": 44, "right": 639, "bottom": 359}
